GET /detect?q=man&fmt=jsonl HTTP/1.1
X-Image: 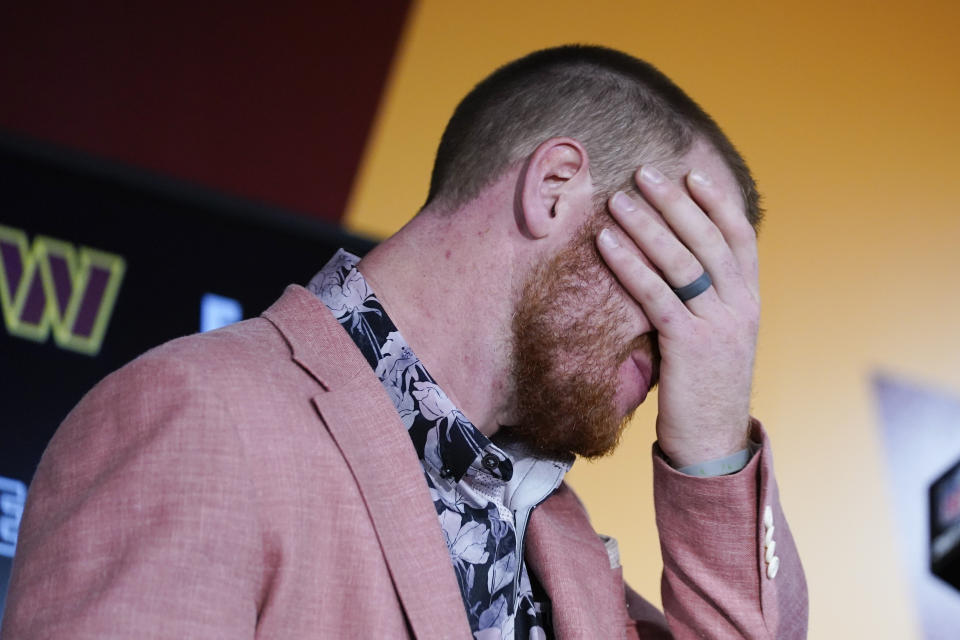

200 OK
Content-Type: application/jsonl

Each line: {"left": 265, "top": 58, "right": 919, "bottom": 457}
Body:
{"left": 2, "top": 45, "right": 807, "bottom": 638}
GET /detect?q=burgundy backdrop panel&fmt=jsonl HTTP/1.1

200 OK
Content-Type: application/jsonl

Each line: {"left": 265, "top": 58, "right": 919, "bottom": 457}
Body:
{"left": 0, "top": 1, "right": 411, "bottom": 223}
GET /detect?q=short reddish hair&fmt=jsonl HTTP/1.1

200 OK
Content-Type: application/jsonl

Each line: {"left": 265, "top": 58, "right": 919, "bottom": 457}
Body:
{"left": 426, "top": 45, "right": 762, "bottom": 228}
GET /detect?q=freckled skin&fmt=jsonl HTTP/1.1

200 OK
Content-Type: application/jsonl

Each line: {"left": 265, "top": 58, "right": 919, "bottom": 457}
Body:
{"left": 445, "top": 249, "right": 452, "bottom": 259}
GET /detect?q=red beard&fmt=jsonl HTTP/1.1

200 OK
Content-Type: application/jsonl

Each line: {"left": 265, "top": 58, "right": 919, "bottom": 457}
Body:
{"left": 507, "top": 216, "right": 658, "bottom": 459}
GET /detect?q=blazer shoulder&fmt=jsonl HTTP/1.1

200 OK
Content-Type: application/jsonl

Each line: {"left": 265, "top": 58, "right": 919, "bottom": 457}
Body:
{"left": 76, "top": 312, "right": 324, "bottom": 421}
{"left": 123, "top": 315, "right": 295, "bottom": 388}
{"left": 42, "top": 314, "right": 326, "bottom": 487}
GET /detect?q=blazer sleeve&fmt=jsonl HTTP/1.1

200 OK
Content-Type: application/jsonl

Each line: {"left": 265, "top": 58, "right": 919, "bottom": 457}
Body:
{"left": 1, "top": 350, "right": 264, "bottom": 639}
{"left": 649, "top": 420, "right": 808, "bottom": 639}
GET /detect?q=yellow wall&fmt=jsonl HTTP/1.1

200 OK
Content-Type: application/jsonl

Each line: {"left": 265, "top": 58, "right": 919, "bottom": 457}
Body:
{"left": 344, "top": 2, "right": 960, "bottom": 637}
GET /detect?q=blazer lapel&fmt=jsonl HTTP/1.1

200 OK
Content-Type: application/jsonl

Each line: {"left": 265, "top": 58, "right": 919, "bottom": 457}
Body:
{"left": 263, "top": 286, "right": 471, "bottom": 639}
{"left": 526, "top": 484, "right": 631, "bottom": 639}
{"left": 314, "top": 386, "right": 471, "bottom": 639}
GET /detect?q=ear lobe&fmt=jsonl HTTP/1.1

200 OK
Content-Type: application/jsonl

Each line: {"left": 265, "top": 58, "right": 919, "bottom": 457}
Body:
{"left": 518, "top": 137, "right": 589, "bottom": 239}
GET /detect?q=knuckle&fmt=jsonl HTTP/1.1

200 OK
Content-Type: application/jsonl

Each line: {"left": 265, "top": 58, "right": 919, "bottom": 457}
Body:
{"left": 731, "top": 218, "right": 758, "bottom": 243}
{"left": 720, "top": 256, "right": 742, "bottom": 281}
{"left": 667, "top": 253, "right": 695, "bottom": 278}
{"left": 651, "top": 281, "right": 675, "bottom": 304}
{"left": 705, "top": 224, "right": 727, "bottom": 247}
{"left": 620, "top": 209, "right": 654, "bottom": 240}
{"left": 626, "top": 261, "right": 649, "bottom": 287}
{"left": 661, "top": 185, "right": 684, "bottom": 206}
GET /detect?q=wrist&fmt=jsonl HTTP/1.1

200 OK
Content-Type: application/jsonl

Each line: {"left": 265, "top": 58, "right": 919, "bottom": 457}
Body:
{"left": 657, "top": 422, "right": 750, "bottom": 469}
{"left": 674, "top": 440, "right": 760, "bottom": 476}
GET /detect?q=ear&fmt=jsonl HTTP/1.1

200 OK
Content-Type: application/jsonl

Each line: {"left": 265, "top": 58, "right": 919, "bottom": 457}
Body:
{"left": 518, "top": 137, "right": 592, "bottom": 239}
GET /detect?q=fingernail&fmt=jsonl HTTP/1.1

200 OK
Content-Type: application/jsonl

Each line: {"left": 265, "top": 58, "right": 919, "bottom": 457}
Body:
{"left": 611, "top": 190, "right": 636, "bottom": 212}
{"left": 640, "top": 165, "right": 665, "bottom": 184}
{"left": 690, "top": 169, "right": 712, "bottom": 186}
{"left": 598, "top": 228, "right": 619, "bottom": 249}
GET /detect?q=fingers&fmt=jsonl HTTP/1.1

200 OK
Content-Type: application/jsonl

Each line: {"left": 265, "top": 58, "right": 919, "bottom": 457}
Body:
{"left": 596, "top": 227, "right": 692, "bottom": 336}
{"left": 606, "top": 191, "right": 721, "bottom": 317}
{"left": 684, "top": 170, "right": 760, "bottom": 299}
{"left": 631, "top": 165, "right": 749, "bottom": 302}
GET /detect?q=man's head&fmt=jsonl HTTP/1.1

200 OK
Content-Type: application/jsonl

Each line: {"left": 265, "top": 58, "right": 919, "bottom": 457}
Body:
{"left": 507, "top": 138, "right": 749, "bottom": 460}
{"left": 418, "top": 46, "right": 761, "bottom": 459}
{"left": 426, "top": 45, "right": 762, "bottom": 227}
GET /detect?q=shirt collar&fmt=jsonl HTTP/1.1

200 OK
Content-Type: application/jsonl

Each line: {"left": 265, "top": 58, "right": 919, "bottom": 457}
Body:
{"left": 309, "top": 249, "right": 517, "bottom": 483}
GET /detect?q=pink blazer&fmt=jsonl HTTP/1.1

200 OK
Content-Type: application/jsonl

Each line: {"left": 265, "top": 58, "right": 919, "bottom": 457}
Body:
{"left": 2, "top": 285, "right": 807, "bottom": 639}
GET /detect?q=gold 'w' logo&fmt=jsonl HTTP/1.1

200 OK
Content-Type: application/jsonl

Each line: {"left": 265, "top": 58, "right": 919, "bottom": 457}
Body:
{"left": 0, "top": 224, "right": 125, "bottom": 356}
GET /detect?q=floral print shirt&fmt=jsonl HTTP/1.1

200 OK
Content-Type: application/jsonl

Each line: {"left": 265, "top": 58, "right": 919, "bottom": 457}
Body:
{"left": 309, "top": 250, "right": 572, "bottom": 640}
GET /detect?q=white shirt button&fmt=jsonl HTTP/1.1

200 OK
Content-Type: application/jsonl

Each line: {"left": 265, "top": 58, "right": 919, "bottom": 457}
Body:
{"left": 765, "top": 540, "right": 777, "bottom": 563}
{"left": 764, "top": 525, "right": 775, "bottom": 545}
{"left": 763, "top": 505, "right": 774, "bottom": 529}
{"left": 767, "top": 555, "right": 780, "bottom": 579}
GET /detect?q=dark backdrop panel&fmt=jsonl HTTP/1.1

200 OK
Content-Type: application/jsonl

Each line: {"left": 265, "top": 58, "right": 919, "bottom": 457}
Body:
{"left": 0, "top": 134, "right": 375, "bottom": 614}
{"left": 0, "top": 1, "right": 411, "bottom": 222}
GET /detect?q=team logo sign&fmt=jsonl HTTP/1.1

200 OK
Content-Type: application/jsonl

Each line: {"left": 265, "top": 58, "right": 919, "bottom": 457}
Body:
{"left": 0, "top": 224, "right": 125, "bottom": 356}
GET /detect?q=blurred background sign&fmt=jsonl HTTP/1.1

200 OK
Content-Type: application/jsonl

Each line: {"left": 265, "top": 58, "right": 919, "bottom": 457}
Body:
{"left": 874, "top": 374, "right": 960, "bottom": 639}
